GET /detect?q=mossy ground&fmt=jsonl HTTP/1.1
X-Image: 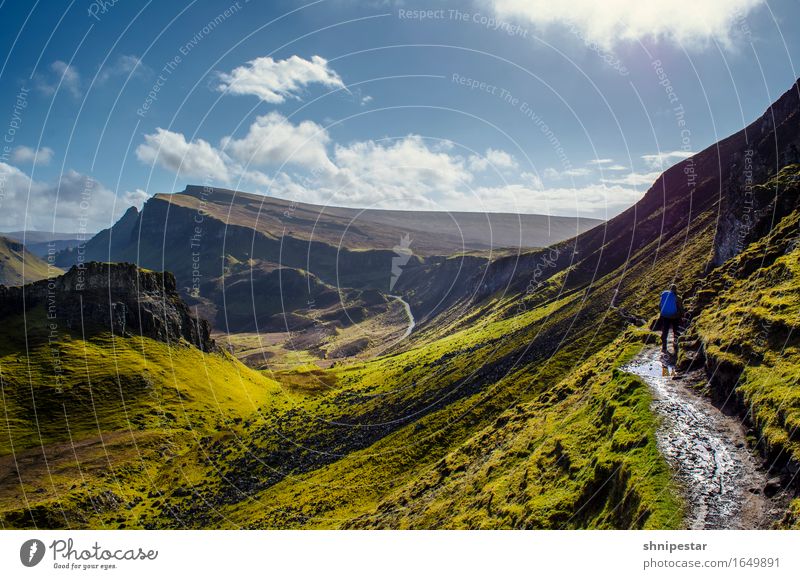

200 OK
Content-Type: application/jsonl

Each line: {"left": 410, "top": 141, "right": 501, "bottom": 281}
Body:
{"left": 694, "top": 207, "right": 800, "bottom": 467}
{"left": 219, "top": 331, "right": 682, "bottom": 529}
{"left": 0, "top": 201, "right": 705, "bottom": 529}
{"left": 5, "top": 166, "right": 795, "bottom": 529}
{"left": 0, "top": 235, "right": 59, "bottom": 285}
{"left": 1, "top": 271, "right": 683, "bottom": 529}
{"left": 0, "top": 307, "right": 286, "bottom": 528}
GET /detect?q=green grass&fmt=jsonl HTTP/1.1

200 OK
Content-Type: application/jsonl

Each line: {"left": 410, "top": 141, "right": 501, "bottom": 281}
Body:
{"left": 782, "top": 499, "right": 800, "bottom": 529}
{"left": 155, "top": 183, "right": 717, "bottom": 529}
{"left": 0, "top": 165, "right": 751, "bottom": 530}
{"left": 695, "top": 246, "right": 800, "bottom": 463}
{"left": 0, "top": 307, "right": 286, "bottom": 528}
{"left": 690, "top": 166, "right": 800, "bottom": 467}
{"left": 1, "top": 191, "right": 704, "bottom": 529}
{"left": 0, "top": 235, "right": 59, "bottom": 286}
{"left": 214, "top": 331, "right": 682, "bottom": 529}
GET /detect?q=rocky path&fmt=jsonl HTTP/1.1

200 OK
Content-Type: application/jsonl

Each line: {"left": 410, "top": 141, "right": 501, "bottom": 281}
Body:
{"left": 623, "top": 348, "right": 781, "bottom": 529}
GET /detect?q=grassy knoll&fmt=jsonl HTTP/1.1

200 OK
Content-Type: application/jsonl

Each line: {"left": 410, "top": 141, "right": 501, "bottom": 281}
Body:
{"left": 0, "top": 235, "right": 58, "bottom": 286}
{"left": 0, "top": 307, "right": 285, "bottom": 528}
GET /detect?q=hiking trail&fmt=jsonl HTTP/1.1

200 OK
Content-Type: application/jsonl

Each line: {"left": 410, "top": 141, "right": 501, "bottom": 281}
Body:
{"left": 623, "top": 348, "right": 785, "bottom": 529}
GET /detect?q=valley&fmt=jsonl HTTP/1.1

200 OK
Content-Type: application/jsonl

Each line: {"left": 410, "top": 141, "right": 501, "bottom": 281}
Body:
{"left": 1, "top": 79, "right": 800, "bottom": 531}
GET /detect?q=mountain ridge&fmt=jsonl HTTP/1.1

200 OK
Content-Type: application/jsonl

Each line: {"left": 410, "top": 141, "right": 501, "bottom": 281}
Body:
{"left": 2, "top": 78, "right": 800, "bottom": 530}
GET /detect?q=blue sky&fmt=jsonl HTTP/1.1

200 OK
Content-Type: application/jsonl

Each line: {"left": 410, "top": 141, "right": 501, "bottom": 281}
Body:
{"left": 0, "top": 0, "right": 798, "bottom": 232}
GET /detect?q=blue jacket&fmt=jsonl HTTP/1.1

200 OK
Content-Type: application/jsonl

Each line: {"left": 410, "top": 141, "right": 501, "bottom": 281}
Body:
{"left": 659, "top": 290, "right": 681, "bottom": 318}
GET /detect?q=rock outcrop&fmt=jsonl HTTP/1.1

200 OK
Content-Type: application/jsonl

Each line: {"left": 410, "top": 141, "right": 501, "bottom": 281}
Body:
{"left": 0, "top": 262, "right": 215, "bottom": 351}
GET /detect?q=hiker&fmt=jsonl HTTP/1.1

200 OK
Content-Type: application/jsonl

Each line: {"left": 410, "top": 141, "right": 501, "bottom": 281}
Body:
{"left": 658, "top": 284, "right": 682, "bottom": 354}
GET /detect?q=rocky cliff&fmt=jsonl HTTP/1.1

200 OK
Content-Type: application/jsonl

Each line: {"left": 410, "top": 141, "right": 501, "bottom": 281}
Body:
{"left": 0, "top": 262, "right": 214, "bottom": 351}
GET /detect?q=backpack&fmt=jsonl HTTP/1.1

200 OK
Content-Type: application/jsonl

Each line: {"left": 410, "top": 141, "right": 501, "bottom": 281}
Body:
{"left": 660, "top": 290, "right": 678, "bottom": 318}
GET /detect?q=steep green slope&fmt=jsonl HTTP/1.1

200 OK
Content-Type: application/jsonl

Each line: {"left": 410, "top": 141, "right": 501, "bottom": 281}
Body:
{"left": 3, "top": 81, "right": 798, "bottom": 531}
{"left": 680, "top": 166, "right": 800, "bottom": 503}
{"left": 0, "top": 172, "right": 786, "bottom": 531}
{"left": 0, "top": 267, "right": 285, "bottom": 529}
{"left": 157, "top": 85, "right": 799, "bottom": 528}
{"left": 2, "top": 212, "right": 698, "bottom": 529}
{"left": 0, "top": 235, "right": 58, "bottom": 285}
{"left": 0, "top": 161, "right": 719, "bottom": 530}
{"left": 0, "top": 331, "right": 287, "bottom": 528}
{"left": 217, "top": 331, "right": 682, "bottom": 529}
{"left": 142, "top": 195, "right": 717, "bottom": 528}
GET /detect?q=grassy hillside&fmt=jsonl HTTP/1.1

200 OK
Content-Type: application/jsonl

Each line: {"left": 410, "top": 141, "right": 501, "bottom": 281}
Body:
{"left": 3, "top": 168, "right": 794, "bottom": 530}
{"left": 215, "top": 331, "right": 682, "bottom": 529}
{"left": 675, "top": 166, "right": 800, "bottom": 524}
{"left": 0, "top": 235, "right": 58, "bottom": 285}
{"left": 0, "top": 165, "right": 719, "bottom": 530}
{"left": 0, "top": 308, "right": 286, "bottom": 528}
{"left": 130, "top": 189, "right": 718, "bottom": 528}
{"left": 2, "top": 209, "right": 700, "bottom": 528}
{"left": 3, "top": 83, "right": 799, "bottom": 530}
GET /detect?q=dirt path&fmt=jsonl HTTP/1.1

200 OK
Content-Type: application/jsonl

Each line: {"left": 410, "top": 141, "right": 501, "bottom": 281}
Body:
{"left": 623, "top": 348, "right": 779, "bottom": 529}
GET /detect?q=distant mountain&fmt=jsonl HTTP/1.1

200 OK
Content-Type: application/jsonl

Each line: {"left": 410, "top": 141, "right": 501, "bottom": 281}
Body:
{"left": 145, "top": 187, "right": 600, "bottom": 256}
{"left": 0, "top": 235, "right": 59, "bottom": 286}
{"left": 54, "top": 189, "right": 600, "bottom": 332}
{"left": 2, "top": 230, "right": 84, "bottom": 258}
{"left": 56, "top": 188, "right": 601, "bottom": 268}
{"left": 3, "top": 79, "right": 799, "bottom": 531}
{"left": 2, "top": 230, "right": 81, "bottom": 244}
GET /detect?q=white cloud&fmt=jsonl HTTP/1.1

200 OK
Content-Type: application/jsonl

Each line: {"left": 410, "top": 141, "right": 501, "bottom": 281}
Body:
{"left": 36, "top": 61, "right": 82, "bottom": 98}
{"left": 0, "top": 162, "right": 126, "bottom": 231}
{"left": 329, "top": 136, "right": 473, "bottom": 206}
{"left": 98, "top": 54, "right": 151, "bottom": 84}
{"left": 520, "top": 171, "right": 544, "bottom": 190}
{"left": 587, "top": 158, "right": 614, "bottom": 165}
{"left": 221, "top": 112, "right": 335, "bottom": 172}
{"left": 543, "top": 166, "right": 592, "bottom": 180}
{"left": 135, "top": 122, "right": 643, "bottom": 219}
{"left": 489, "top": 0, "right": 764, "bottom": 48}
{"left": 11, "top": 145, "right": 54, "bottom": 166}
{"left": 52, "top": 61, "right": 81, "bottom": 97}
{"left": 243, "top": 136, "right": 474, "bottom": 209}
{"left": 216, "top": 55, "right": 346, "bottom": 103}
{"left": 469, "top": 148, "right": 519, "bottom": 172}
{"left": 123, "top": 188, "right": 151, "bottom": 209}
{"left": 641, "top": 150, "right": 695, "bottom": 169}
{"left": 136, "top": 128, "right": 230, "bottom": 182}
{"left": 458, "top": 182, "right": 640, "bottom": 217}
{"left": 602, "top": 171, "right": 662, "bottom": 187}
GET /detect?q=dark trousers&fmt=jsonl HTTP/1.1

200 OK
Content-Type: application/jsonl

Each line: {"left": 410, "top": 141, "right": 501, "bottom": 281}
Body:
{"left": 660, "top": 317, "right": 680, "bottom": 351}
